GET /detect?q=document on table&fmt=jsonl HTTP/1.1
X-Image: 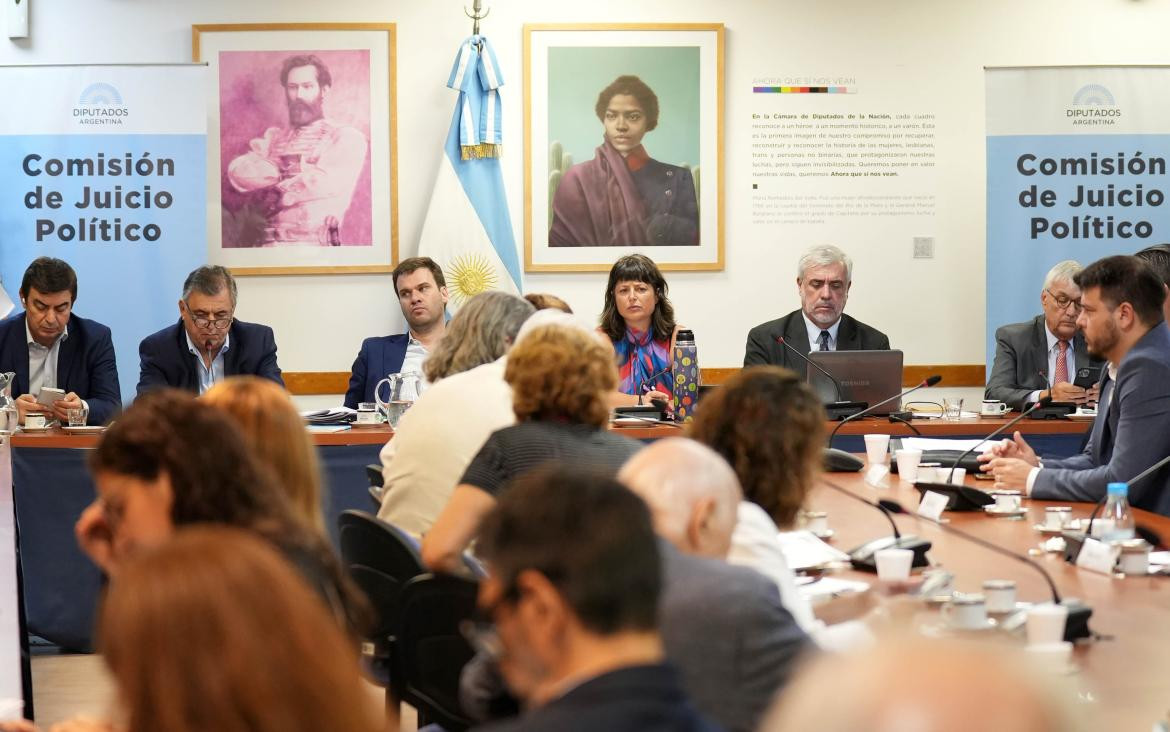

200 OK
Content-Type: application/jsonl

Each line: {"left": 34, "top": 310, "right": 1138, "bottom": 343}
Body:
{"left": 901, "top": 437, "right": 1001, "bottom": 453}
{"left": 775, "top": 530, "right": 851, "bottom": 570}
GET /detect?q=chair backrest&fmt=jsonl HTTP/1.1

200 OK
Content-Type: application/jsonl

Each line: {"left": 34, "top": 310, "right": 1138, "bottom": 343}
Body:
{"left": 337, "top": 510, "right": 425, "bottom": 640}
{"left": 397, "top": 573, "right": 479, "bottom": 731}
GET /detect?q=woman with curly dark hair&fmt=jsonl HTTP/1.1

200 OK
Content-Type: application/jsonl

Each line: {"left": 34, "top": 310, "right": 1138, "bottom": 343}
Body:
{"left": 689, "top": 366, "right": 825, "bottom": 632}
{"left": 421, "top": 322, "right": 643, "bottom": 572}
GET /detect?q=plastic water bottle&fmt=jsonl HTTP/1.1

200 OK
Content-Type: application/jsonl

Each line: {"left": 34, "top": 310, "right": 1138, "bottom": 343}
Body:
{"left": 1100, "top": 482, "right": 1136, "bottom": 543}
{"left": 672, "top": 329, "right": 700, "bottom": 421}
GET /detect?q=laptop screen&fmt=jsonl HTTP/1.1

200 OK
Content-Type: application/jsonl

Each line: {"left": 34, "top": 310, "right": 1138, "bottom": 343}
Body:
{"left": 805, "top": 350, "right": 904, "bottom": 414}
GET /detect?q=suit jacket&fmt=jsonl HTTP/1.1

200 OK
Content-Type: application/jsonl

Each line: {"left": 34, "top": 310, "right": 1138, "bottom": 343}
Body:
{"left": 659, "top": 542, "right": 812, "bottom": 732}
{"left": 985, "top": 314, "right": 1100, "bottom": 410}
{"left": 343, "top": 333, "right": 409, "bottom": 409}
{"left": 1033, "top": 324, "right": 1170, "bottom": 517}
{"left": 0, "top": 312, "right": 121, "bottom": 425}
{"left": 476, "top": 664, "right": 717, "bottom": 732}
{"left": 136, "top": 319, "right": 283, "bottom": 395}
{"left": 743, "top": 309, "right": 891, "bottom": 370}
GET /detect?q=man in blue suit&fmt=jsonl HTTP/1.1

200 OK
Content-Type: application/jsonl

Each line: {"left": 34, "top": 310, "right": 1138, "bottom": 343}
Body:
{"left": 0, "top": 257, "right": 120, "bottom": 425}
{"left": 983, "top": 255, "right": 1170, "bottom": 517}
{"left": 343, "top": 256, "right": 447, "bottom": 408}
{"left": 137, "top": 265, "right": 283, "bottom": 395}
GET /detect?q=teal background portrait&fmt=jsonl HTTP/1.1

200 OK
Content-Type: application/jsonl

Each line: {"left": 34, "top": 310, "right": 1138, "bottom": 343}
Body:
{"left": 548, "top": 46, "right": 700, "bottom": 168}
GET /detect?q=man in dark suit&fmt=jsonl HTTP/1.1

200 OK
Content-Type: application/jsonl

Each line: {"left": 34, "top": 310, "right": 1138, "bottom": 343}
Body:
{"left": 983, "top": 256, "right": 1170, "bottom": 517}
{"left": 985, "top": 260, "right": 1103, "bottom": 410}
{"left": 137, "top": 265, "right": 282, "bottom": 395}
{"left": 620, "top": 438, "right": 813, "bottom": 732}
{"left": 472, "top": 468, "right": 717, "bottom": 732}
{"left": 0, "top": 257, "right": 120, "bottom": 425}
{"left": 343, "top": 257, "right": 447, "bottom": 408}
{"left": 744, "top": 244, "right": 889, "bottom": 369}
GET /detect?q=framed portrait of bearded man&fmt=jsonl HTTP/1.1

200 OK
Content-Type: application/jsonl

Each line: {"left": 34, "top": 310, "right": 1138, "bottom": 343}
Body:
{"left": 524, "top": 24, "right": 724, "bottom": 272}
{"left": 194, "top": 23, "right": 397, "bottom": 275}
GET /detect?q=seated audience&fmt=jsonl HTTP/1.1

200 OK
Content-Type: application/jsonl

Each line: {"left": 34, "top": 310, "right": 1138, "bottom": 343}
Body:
{"left": 619, "top": 438, "right": 813, "bottom": 732}
{"left": 344, "top": 256, "right": 448, "bottom": 407}
{"left": 597, "top": 254, "right": 681, "bottom": 407}
{"left": 689, "top": 366, "right": 824, "bottom": 632}
{"left": 11, "top": 527, "right": 386, "bottom": 732}
{"left": 760, "top": 636, "right": 1076, "bottom": 732}
{"left": 0, "top": 256, "right": 120, "bottom": 425}
{"left": 1135, "top": 242, "right": 1170, "bottom": 323}
{"left": 744, "top": 244, "right": 890, "bottom": 368}
{"left": 203, "top": 375, "right": 326, "bottom": 534}
{"left": 376, "top": 292, "right": 535, "bottom": 536}
{"left": 523, "top": 292, "right": 573, "bottom": 312}
{"left": 75, "top": 389, "right": 367, "bottom": 632}
{"left": 470, "top": 467, "right": 717, "bottom": 732}
{"left": 137, "top": 265, "right": 282, "bottom": 395}
{"left": 985, "top": 260, "right": 1102, "bottom": 410}
{"left": 983, "top": 255, "right": 1170, "bottom": 515}
{"left": 421, "top": 323, "right": 643, "bottom": 572}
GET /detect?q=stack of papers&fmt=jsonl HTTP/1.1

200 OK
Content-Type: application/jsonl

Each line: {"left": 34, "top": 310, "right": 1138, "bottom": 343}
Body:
{"left": 901, "top": 437, "right": 1000, "bottom": 453}
{"left": 775, "top": 530, "right": 851, "bottom": 570}
{"left": 301, "top": 408, "right": 355, "bottom": 426}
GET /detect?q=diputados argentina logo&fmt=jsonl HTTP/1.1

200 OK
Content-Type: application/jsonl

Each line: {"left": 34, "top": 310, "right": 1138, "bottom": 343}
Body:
{"left": 1066, "top": 84, "right": 1121, "bottom": 126}
{"left": 73, "top": 83, "right": 129, "bottom": 126}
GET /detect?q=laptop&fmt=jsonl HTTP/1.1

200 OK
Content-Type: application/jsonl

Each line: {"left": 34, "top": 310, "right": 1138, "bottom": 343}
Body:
{"left": 805, "top": 350, "right": 904, "bottom": 415}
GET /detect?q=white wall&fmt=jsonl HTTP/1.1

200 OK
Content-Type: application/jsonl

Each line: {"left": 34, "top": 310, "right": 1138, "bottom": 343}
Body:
{"left": 4, "top": 0, "right": 1168, "bottom": 409}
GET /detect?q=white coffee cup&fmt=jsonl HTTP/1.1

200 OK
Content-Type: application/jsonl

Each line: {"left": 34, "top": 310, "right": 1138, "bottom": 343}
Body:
{"left": 1119, "top": 540, "right": 1151, "bottom": 576}
{"left": 994, "top": 491, "right": 1021, "bottom": 511}
{"left": 895, "top": 449, "right": 923, "bottom": 482}
{"left": 874, "top": 547, "right": 914, "bottom": 581}
{"left": 916, "top": 466, "right": 938, "bottom": 483}
{"left": 1026, "top": 603, "right": 1069, "bottom": 646}
{"left": 943, "top": 593, "right": 988, "bottom": 630}
{"left": 24, "top": 414, "right": 46, "bottom": 430}
{"left": 355, "top": 402, "right": 379, "bottom": 425}
{"left": 981, "top": 400, "right": 1010, "bottom": 416}
{"left": 1025, "top": 641, "right": 1073, "bottom": 673}
{"left": 947, "top": 467, "right": 967, "bottom": 486}
{"left": 1044, "top": 506, "right": 1073, "bottom": 530}
{"left": 982, "top": 579, "right": 1017, "bottom": 613}
{"left": 803, "top": 511, "right": 829, "bottom": 535}
{"left": 863, "top": 434, "right": 890, "bottom": 465}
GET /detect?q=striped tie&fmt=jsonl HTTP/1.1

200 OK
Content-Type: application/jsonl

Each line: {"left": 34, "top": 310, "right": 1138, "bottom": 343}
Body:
{"left": 818, "top": 330, "right": 831, "bottom": 352}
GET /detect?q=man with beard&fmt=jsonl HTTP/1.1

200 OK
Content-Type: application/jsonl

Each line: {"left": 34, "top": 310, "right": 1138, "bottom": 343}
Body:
{"left": 743, "top": 244, "right": 890, "bottom": 368}
{"left": 227, "top": 54, "right": 368, "bottom": 246}
{"left": 985, "top": 260, "right": 1103, "bottom": 411}
{"left": 981, "top": 256, "right": 1170, "bottom": 517}
{"left": 343, "top": 257, "right": 448, "bottom": 408}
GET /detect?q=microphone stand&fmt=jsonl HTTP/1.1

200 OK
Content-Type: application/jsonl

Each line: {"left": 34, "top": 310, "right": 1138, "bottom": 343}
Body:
{"left": 821, "top": 479, "right": 932, "bottom": 572}
{"left": 776, "top": 336, "right": 866, "bottom": 420}
{"left": 823, "top": 375, "right": 941, "bottom": 473}
{"left": 881, "top": 499, "right": 1093, "bottom": 642}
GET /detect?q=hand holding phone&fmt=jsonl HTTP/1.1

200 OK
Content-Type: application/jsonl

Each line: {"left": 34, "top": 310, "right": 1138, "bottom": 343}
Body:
{"left": 36, "top": 386, "right": 66, "bottom": 409}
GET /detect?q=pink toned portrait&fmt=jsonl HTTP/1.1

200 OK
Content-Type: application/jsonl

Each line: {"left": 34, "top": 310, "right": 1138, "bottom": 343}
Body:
{"left": 218, "top": 49, "right": 373, "bottom": 248}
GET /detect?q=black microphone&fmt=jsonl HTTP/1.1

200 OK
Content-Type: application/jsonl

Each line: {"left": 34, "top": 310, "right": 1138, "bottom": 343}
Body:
{"left": 823, "top": 375, "right": 941, "bottom": 473}
{"left": 881, "top": 498, "right": 1093, "bottom": 641}
{"left": 775, "top": 336, "right": 866, "bottom": 420}
{"left": 820, "top": 479, "right": 931, "bottom": 573}
{"left": 1063, "top": 451, "right": 1170, "bottom": 562}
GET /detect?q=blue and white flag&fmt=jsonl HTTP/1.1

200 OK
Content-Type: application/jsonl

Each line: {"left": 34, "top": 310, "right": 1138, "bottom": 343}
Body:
{"left": 0, "top": 279, "right": 12, "bottom": 318}
{"left": 418, "top": 36, "right": 521, "bottom": 311}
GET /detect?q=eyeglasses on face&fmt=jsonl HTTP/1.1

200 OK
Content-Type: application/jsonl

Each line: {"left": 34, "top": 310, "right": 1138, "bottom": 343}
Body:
{"left": 1045, "top": 289, "right": 1083, "bottom": 312}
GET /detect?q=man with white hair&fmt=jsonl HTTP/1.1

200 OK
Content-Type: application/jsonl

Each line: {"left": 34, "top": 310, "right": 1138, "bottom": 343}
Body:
{"left": 985, "top": 259, "right": 1103, "bottom": 410}
{"left": 620, "top": 438, "right": 812, "bottom": 732}
{"left": 743, "top": 244, "right": 890, "bottom": 368}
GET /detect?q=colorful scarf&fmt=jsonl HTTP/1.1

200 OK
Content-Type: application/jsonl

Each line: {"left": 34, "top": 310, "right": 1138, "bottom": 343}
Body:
{"left": 614, "top": 326, "right": 672, "bottom": 398}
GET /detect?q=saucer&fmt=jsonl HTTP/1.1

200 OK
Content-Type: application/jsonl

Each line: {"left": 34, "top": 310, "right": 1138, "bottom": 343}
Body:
{"left": 984, "top": 506, "right": 1027, "bottom": 518}
{"left": 19, "top": 424, "right": 53, "bottom": 433}
{"left": 61, "top": 425, "right": 106, "bottom": 434}
{"left": 1033, "top": 524, "right": 1067, "bottom": 535}
{"left": 812, "top": 529, "right": 835, "bottom": 541}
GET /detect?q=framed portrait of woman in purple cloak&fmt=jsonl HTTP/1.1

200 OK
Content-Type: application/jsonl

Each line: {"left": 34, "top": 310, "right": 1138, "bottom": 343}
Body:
{"left": 524, "top": 24, "right": 724, "bottom": 272}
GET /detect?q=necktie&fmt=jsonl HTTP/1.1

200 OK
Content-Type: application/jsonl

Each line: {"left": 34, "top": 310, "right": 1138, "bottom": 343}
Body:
{"left": 1054, "top": 340, "right": 1069, "bottom": 385}
{"left": 818, "top": 330, "right": 831, "bottom": 352}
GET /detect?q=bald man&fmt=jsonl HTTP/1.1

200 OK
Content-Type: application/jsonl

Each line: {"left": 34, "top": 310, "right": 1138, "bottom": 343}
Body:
{"left": 620, "top": 438, "right": 813, "bottom": 732}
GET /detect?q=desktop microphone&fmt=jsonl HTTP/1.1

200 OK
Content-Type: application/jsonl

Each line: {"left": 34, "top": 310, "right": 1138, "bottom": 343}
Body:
{"left": 820, "top": 479, "right": 932, "bottom": 572}
{"left": 1063, "top": 451, "right": 1170, "bottom": 562}
{"left": 1031, "top": 370, "right": 1075, "bottom": 418}
{"left": 912, "top": 397, "right": 1053, "bottom": 511}
{"left": 775, "top": 336, "right": 866, "bottom": 420}
{"left": 881, "top": 498, "right": 1093, "bottom": 642}
{"left": 823, "top": 375, "right": 942, "bottom": 473}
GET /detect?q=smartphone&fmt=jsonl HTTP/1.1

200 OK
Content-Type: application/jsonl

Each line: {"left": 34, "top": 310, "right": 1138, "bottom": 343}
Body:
{"left": 1073, "top": 366, "right": 1102, "bottom": 390}
{"left": 36, "top": 387, "right": 66, "bottom": 408}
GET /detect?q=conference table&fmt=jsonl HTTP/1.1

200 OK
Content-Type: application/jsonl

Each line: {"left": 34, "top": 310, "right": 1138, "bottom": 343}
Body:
{"left": 808, "top": 470, "right": 1170, "bottom": 731}
{"left": 5, "top": 415, "right": 1091, "bottom": 651}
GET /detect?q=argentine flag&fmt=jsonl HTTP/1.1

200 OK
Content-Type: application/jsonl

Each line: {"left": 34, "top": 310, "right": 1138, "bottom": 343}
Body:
{"left": 418, "top": 36, "right": 522, "bottom": 312}
{"left": 0, "top": 279, "right": 13, "bottom": 318}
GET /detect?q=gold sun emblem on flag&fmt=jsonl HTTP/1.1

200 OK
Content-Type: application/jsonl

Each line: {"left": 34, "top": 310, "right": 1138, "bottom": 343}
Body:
{"left": 446, "top": 253, "right": 499, "bottom": 304}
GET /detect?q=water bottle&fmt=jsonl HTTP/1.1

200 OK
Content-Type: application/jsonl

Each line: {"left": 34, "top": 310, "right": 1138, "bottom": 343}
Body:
{"left": 672, "top": 329, "right": 701, "bottom": 422}
{"left": 1100, "top": 482, "right": 1136, "bottom": 543}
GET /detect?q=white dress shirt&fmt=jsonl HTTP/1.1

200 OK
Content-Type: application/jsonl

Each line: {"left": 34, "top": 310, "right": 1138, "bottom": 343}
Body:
{"left": 1026, "top": 325, "right": 1078, "bottom": 404}
{"left": 801, "top": 312, "right": 841, "bottom": 352}
{"left": 399, "top": 333, "right": 431, "bottom": 394}
{"left": 26, "top": 320, "right": 67, "bottom": 393}
{"left": 185, "top": 330, "right": 230, "bottom": 395}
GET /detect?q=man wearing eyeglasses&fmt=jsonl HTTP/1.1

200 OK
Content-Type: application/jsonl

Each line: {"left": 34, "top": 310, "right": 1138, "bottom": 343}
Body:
{"left": 985, "top": 259, "right": 1103, "bottom": 411}
{"left": 137, "top": 265, "right": 283, "bottom": 395}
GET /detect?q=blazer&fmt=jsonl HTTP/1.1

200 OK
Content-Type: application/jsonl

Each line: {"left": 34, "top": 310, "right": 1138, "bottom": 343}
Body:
{"left": 1032, "top": 324, "right": 1170, "bottom": 517}
{"left": 343, "top": 333, "right": 409, "bottom": 409}
{"left": 743, "top": 309, "right": 891, "bottom": 370}
{"left": 136, "top": 319, "right": 283, "bottom": 395}
{"left": 0, "top": 312, "right": 121, "bottom": 425}
{"left": 985, "top": 314, "right": 1100, "bottom": 410}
